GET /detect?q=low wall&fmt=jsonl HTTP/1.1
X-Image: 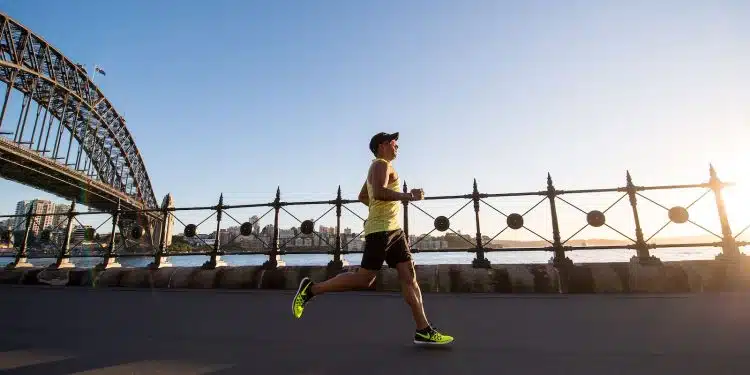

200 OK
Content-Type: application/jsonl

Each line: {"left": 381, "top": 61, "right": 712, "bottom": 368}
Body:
{"left": 1, "top": 257, "right": 749, "bottom": 293}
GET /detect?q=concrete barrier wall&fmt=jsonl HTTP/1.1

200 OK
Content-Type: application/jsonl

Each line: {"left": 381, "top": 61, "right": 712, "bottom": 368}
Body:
{"left": 1, "top": 257, "right": 748, "bottom": 293}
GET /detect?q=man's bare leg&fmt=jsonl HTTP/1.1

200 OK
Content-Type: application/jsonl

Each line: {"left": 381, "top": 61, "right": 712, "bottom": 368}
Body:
{"left": 395, "top": 260, "right": 429, "bottom": 330}
{"left": 310, "top": 267, "right": 376, "bottom": 295}
{"left": 292, "top": 267, "right": 377, "bottom": 319}
{"left": 394, "top": 260, "right": 454, "bottom": 345}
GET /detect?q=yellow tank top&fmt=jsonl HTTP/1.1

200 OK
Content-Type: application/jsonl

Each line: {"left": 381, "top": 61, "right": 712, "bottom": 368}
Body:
{"left": 364, "top": 158, "right": 401, "bottom": 235}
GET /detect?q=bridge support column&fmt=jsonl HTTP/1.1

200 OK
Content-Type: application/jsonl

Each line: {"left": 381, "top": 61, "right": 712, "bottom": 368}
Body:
{"left": 49, "top": 202, "right": 76, "bottom": 269}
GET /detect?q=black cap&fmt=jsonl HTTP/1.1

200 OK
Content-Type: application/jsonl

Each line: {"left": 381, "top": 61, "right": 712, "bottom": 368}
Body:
{"left": 369, "top": 132, "right": 399, "bottom": 155}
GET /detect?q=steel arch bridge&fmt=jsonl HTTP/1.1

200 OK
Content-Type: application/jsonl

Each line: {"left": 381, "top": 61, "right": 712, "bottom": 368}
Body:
{"left": 0, "top": 12, "right": 158, "bottom": 214}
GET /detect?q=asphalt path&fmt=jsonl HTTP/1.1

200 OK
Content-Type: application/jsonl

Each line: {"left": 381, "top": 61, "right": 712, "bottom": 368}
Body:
{"left": 1, "top": 286, "right": 748, "bottom": 374}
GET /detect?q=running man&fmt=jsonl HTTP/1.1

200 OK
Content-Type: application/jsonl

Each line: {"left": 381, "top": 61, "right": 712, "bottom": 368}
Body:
{"left": 291, "top": 132, "right": 454, "bottom": 346}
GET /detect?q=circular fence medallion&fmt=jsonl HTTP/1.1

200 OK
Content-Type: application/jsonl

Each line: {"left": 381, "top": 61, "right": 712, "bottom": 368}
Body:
{"left": 240, "top": 222, "right": 253, "bottom": 236}
{"left": 668, "top": 206, "right": 689, "bottom": 224}
{"left": 300, "top": 220, "right": 315, "bottom": 235}
{"left": 507, "top": 213, "right": 524, "bottom": 230}
{"left": 434, "top": 216, "right": 450, "bottom": 232}
{"left": 130, "top": 225, "right": 145, "bottom": 240}
{"left": 184, "top": 224, "right": 197, "bottom": 238}
{"left": 586, "top": 210, "right": 606, "bottom": 227}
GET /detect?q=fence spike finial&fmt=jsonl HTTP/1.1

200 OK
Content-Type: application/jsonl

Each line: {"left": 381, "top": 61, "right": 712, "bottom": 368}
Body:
{"left": 626, "top": 170, "right": 633, "bottom": 185}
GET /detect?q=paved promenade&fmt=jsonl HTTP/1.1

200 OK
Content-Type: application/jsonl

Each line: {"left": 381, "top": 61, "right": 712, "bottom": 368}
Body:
{"left": 1, "top": 286, "right": 748, "bottom": 374}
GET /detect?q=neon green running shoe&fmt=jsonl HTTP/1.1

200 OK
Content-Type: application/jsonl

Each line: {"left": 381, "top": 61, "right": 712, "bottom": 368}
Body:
{"left": 292, "top": 277, "right": 314, "bottom": 318}
{"left": 413, "top": 327, "right": 454, "bottom": 345}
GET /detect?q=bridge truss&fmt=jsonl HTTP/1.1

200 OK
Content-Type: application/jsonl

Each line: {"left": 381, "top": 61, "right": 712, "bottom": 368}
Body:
{"left": 0, "top": 12, "right": 157, "bottom": 211}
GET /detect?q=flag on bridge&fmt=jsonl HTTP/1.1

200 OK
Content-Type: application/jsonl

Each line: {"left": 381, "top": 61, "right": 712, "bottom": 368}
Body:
{"left": 94, "top": 65, "right": 106, "bottom": 76}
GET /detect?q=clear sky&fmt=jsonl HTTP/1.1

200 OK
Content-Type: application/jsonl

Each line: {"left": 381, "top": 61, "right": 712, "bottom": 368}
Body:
{"left": 1, "top": 0, "right": 748, "bottom": 242}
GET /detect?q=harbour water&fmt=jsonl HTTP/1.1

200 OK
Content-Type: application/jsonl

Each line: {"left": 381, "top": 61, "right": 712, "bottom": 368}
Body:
{"left": 0, "top": 246, "right": 746, "bottom": 269}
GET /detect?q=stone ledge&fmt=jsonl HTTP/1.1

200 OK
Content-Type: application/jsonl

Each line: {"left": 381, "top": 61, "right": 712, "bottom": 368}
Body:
{"left": 0, "top": 258, "right": 747, "bottom": 293}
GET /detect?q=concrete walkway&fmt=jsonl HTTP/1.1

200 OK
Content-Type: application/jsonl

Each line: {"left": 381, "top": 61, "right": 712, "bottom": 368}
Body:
{"left": 1, "top": 286, "right": 748, "bottom": 374}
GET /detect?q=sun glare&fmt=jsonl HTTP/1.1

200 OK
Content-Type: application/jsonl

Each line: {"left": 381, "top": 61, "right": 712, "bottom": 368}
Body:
{"left": 720, "top": 157, "right": 750, "bottom": 240}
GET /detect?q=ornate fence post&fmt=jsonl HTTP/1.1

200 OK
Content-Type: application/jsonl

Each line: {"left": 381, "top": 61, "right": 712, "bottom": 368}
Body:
{"left": 50, "top": 202, "right": 76, "bottom": 269}
{"left": 96, "top": 200, "right": 122, "bottom": 270}
{"left": 626, "top": 171, "right": 659, "bottom": 264}
{"left": 709, "top": 165, "right": 740, "bottom": 259}
{"left": 328, "top": 186, "right": 347, "bottom": 270}
{"left": 148, "top": 203, "right": 172, "bottom": 269}
{"left": 204, "top": 193, "right": 228, "bottom": 269}
{"left": 263, "top": 187, "right": 285, "bottom": 269}
{"left": 547, "top": 174, "right": 571, "bottom": 267}
{"left": 472, "top": 179, "right": 490, "bottom": 268}
{"left": 6, "top": 206, "right": 33, "bottom": 269}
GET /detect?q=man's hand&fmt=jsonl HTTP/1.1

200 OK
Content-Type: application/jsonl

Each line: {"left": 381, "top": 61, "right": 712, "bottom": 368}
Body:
{"left": 409, "top": 188, "right": 424, "bottom": 201}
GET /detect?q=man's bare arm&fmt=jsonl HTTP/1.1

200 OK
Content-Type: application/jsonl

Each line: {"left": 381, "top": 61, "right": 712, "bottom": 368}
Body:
{"left": 370, "top": 161, "right": 411, "bottom": 201}
{"left": 358, "top": 181, "right": 369, "bottom": 206}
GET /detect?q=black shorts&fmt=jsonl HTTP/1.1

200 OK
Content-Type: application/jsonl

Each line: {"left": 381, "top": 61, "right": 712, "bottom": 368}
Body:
{"left": 360, "top": 229, "right": 413, "bottom": 270}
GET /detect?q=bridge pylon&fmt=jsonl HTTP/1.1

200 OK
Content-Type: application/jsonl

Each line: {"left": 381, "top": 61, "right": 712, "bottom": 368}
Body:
{"left": 117, "top": 193, "right": 174, "bottom": 260}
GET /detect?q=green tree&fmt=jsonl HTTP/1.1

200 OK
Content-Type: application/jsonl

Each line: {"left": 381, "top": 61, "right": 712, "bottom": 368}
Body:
{"left": 40, "top": 229, "right": 52, "bottom": 243}
{"left": 168, "top": 235, "right": 192, "bottom": 253}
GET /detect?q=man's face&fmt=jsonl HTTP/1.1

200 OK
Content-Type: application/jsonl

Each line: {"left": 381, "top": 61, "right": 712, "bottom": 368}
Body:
{"left": 379, "top": 139, "right": 398, "bottom": 160}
